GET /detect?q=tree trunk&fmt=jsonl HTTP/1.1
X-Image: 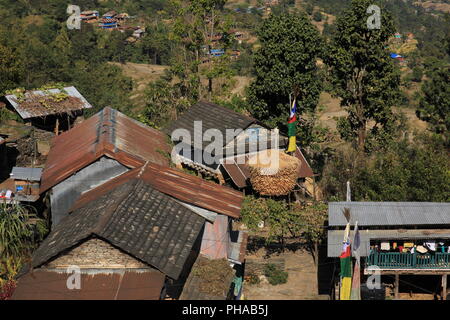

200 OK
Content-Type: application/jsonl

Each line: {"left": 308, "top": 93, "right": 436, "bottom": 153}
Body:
{"left": 313, "top": 241, "right": 319, "bottom": 267}
{"left": 357, "top": 118, "right": 366, "bottom": 151}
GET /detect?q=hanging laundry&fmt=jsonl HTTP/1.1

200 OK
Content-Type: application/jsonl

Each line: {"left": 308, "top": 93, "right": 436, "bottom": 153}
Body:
{"left": 393, "top": 242, "right": 397, "bottom": 250}
{"left": 425, "top": 242, "right": 436, "bottom": 251}
{"left": 403, "top": 242, "right": 414, "bottom": 248}
{"left": 410, "top": 247, "right": 415, "bottom": 254}
{"left": 380, "top": 242, "right": 390, "bottom": 251}
{"left": 398, "top": 245, "right": 404, "bottom": 253}
{"left": 416, "top": 245, "right": 428, "bottom": 254}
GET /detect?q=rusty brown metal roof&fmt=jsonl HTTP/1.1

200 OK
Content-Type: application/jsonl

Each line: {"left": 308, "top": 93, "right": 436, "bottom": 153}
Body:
{"left": 40, "top": 107, "right": 171, "bottom": 193}
{"left": 12, "top": 269, "right": 165, "bottom": 300}
{"left": 4, "top": 86, "right": 93, "bottom": 119}
{"left": 71, "top": 161, "right": 244, "bottom": 219}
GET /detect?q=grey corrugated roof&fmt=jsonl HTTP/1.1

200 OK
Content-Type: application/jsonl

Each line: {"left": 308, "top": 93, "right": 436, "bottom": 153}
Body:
{"left": 328, "top": 229, "right": 450, "bottom": 258}
{"left": 329, "top": 202, "right": 450, "bottom": 227}
{"left": 31, "top": 179, "right": 205, "bottom": 280}
{"left": 10, "top": 167, "right": 43, "bottom": 181}
{"left": 163, "top": 101, "right": 257, "bottom": 148}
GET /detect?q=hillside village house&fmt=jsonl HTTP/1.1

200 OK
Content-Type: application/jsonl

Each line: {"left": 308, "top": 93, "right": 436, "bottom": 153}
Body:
{"left": 12, "top": 107, "right": 247, "bottom": 300}
{"left": 164, "top": 101, "right": 314, "bottom": 196}
{"left": 38, "top": 107, "right": 171, "bottom": 227}
{"left": 3, "top": 86, "right": 93, "bottom": 134}
{"left": 328, "top": 202, "right": 450, "bottom": 300}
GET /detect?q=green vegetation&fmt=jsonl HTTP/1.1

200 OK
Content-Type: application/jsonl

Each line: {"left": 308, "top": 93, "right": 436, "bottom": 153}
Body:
{"left": 324, "top": 0, "right": 400, "bottom": 152}
{"left": 264, "top": 263, "right": 288, "bottom": 285}
{"left": 417, "top": 67, "right": 450, "bottom": 146}
{"left": 247, "top": 12, "right": 322, "bottom": 141}
{"left": 0, "top": 202, "right": 47, "bottom": 284}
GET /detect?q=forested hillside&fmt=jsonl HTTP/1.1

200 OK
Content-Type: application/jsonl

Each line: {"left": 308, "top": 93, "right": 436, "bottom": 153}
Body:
{"left": 0, "top": 0, "right": 448, "bottom": 202}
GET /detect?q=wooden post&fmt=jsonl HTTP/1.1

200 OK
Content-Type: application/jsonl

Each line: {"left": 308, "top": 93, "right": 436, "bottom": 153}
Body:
{"left": 394, "top": 274, "right": 400, "bottom": 299}
{"left": 55, "top": 118, "right": 59, "bottom": 136}
{"left": 217, "top": 173, "right": 225, "bottom": 185}
{"left": 442, "top": 274, "right": 447, "bottom": 300}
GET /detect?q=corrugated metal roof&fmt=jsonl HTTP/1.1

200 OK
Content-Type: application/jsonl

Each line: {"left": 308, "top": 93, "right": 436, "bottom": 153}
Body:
{"left": 40, "top": 107, "right": 171, "bottom": 193}
{"left": 12, "top": 269, "right": 164, "bottom": 300}
{"left": 141, "top": 162, "right": 243, "bottom": 218}
{"left": 228, "top": 230, "right": 248, "bottom": 264}
{"left": 163, "top": 101, "right": 257, "bottom": 148}
{"left": 4, "top": 86, "right": 92, "bottom": 119}
{"left": 200, "top": 215, "right": 229, "bottom": 260}
{"left": 328, "top": 229, "right": 450, "bottom": 258}
{"left": 70, "top": 162, "right": 243, "bottom": 219}
{"left": 10, "top": 167, "right": 43, "bottom": 181}
{"left": 329, "top": 202, "right": 450, "bottom": 227}
{"left": 31, "top": 179, "right": 206, "bottom": 280}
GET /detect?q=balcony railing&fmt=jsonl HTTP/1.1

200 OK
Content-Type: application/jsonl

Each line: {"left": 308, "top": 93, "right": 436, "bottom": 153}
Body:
{"left": 366, "top": 251, "right": 450, "bottom": 269}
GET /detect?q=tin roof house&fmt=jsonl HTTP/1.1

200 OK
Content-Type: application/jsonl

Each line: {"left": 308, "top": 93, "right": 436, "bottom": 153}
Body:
{"left": 328, "top": 202, "right": 450, "bottom": 300}
{"left": 163, "top": 101, "right": 314, "bottom": 192}
{"left": 13, "top": 156, "right": 246, "bottom": 300}
{"left": 39, "top": 107, "right": 172, "bottom": 227}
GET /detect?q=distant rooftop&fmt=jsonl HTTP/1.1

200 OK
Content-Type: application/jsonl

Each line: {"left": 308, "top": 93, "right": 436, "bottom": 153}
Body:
{"left": 10, "top": 167, "right": 43, "bottom": 181}
{"left": 329, "top": 202, "right": 450, "bottom": 227}
{"left": 4, "top": 86, "right": 92, "bottom": 119}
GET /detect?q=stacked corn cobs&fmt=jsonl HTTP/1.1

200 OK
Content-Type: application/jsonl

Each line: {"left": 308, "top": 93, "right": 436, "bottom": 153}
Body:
{"left": 247, "top": 150, "right": 301, "bottom": 196}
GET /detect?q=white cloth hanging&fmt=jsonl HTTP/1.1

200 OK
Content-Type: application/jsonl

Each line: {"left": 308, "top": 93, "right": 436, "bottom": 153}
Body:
{"left": 381, "top": 242, "right": 390, "bottom": 251}
{"left": 425, "top": 242, "right": 436, "bottom": 251}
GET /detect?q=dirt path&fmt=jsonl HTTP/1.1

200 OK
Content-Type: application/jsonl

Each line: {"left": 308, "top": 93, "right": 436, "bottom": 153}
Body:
{"left": 244, "top": 249, "right": 329, "bottom": 300}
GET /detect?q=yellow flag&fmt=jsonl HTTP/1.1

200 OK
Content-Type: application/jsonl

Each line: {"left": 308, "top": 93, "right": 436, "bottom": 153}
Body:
{"left": 340, "top": 277, "right": 352, "bottom": 300}
{"left": 287, "top": 136, "right": 296, "bottom": 153}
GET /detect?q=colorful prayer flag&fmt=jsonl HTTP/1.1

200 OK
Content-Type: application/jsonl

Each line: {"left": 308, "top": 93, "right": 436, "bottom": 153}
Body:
{"left": 350, "top": 222, "right": 361, "bottom": 300}
{"left": 286, "top": 98, "right": 297, "bottom": 153}
{"left": 340, "top": 221, "right": 352, "bottom": 300}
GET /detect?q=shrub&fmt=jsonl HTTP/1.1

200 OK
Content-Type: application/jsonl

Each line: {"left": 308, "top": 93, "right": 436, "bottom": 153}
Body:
{"left": 264, "top": 263, "right": 288, "bottom": 285}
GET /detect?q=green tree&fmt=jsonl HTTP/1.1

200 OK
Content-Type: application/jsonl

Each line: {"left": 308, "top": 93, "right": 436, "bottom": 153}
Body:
{"left": 313, "top": 10, "right": 323, "bottom": 22}
{"left": 247, "top": 12, "right": 322, "bottom": 132}
{"left": 411, "top": 66, "right": 423, "bottom": 83}
{"left": 241, "top": 196, "right": 303, "bottom": 248}
{"left": 0, "top": 44, "right": 23, "bottom": 95}
{"left": 320, "top": 135, "right": 450, "bottom": 202}
{"left": 324, "top": 0, "right": 400, "bottom": 151}
{"left": 416, "top": 67, "right": 450, "bottom": 145}
{"left": 296, "top": 202, "right": 327, "bottom": 266}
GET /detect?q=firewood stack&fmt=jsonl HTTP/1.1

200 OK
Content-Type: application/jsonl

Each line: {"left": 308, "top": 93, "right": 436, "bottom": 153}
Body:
{"left": 247, "top": 149, "right": 301, "bottom": 196}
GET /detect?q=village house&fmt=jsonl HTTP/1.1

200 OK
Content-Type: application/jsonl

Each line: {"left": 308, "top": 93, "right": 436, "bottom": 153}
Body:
{"left": 2, "top": 86, "right": 93, "bottom": 134}
{"left": 163, "top": 101, "right": 314, "bottom": 196}
{"left": 328, "top": 202, "right": 450, "bottom": 300}
{"left": 38, "top": 107, "right": 172, "bottom": 228}
{"left": 80, "top": 10, "right": 99, "bottom": 23}
{"left": 13, "top": 156, "right": 246, "bottom": 300}
{"left": 99, "top": 11, "right": 118, "bottom": 29}
{"left": 9, "top": 166, "right": 43, "bottom": 202}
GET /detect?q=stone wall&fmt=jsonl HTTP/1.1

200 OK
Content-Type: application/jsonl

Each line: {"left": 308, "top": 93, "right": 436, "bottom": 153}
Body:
{"left": 45, "top": 238, "right": 148, "bottom": 269}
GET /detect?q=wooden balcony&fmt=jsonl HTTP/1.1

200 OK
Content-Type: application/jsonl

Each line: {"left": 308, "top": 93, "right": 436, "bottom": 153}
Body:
{"left": 366, "top": 251, "right": 450, "bottom": 270}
